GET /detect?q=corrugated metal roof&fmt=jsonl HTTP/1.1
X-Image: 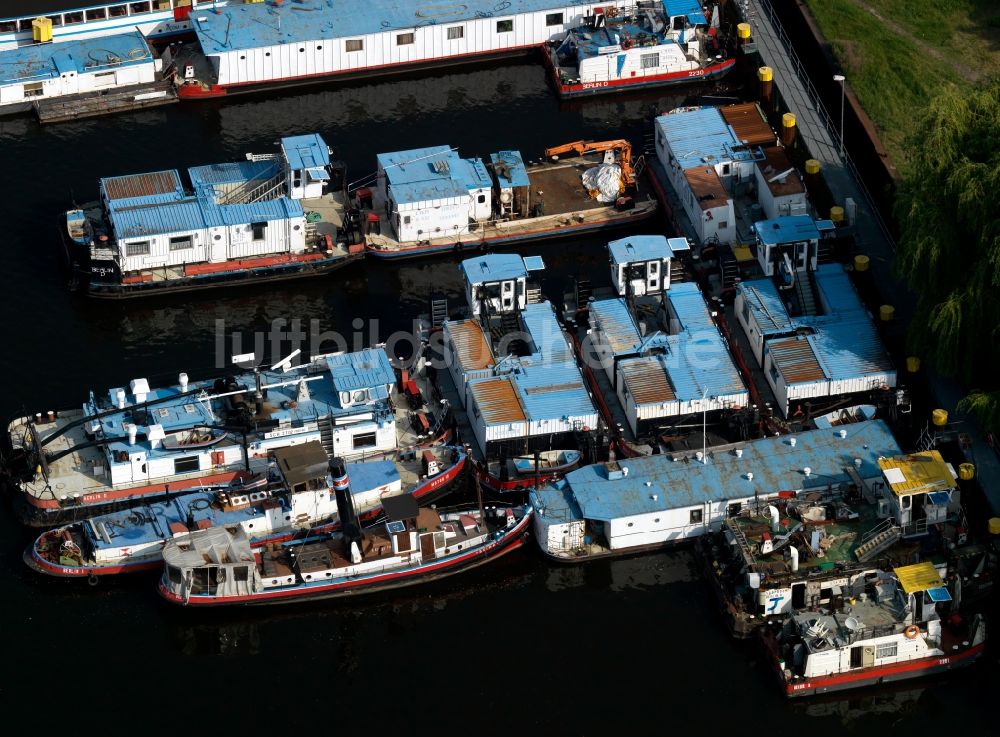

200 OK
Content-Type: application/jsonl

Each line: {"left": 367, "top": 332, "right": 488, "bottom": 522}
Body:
{"left": 607, "top": 235, "right": 672, "bottom": 265}
{"left": 469, "top": 377, "right": 526, "bottom": 425}
{"left": 195, "top": 0, "right": 597, "bottom": 55}
{"left": 662, "top": 0, "right": 709, "bottom": 24}
{"left": 767, "top": 336, "right": 826, "bottom": 384}
{"left": 878, "top": 451, "right": 955, "bottom": 496}
{"left": 111, "top": 198, "right": 208, "bottom": 239}
{"left": 491, "top": 150, "right": 530, "bottom": 188}
{"left": 661, "top": 333, "right": 747, "bottom": 402}
{"left": 533, "top": 419, "right": 902, "bottom": 520}
{"left": 520, "top": 303, "right": 573, "bottom": 364}
{"left": 666, "top": 281, "right": 716, "bottom": 333}
{"left": 445, "top": 320, "right": 495, "bottom": 370}
{"left": 756, "top": 146, "right": 805, "bottom": 197}
{"left": 514, "top": 361, "right": 596, "bottom": 421}
{"left": 811, "top": 262, "right": 866, "bottom": 315}
{"left": 655, "top": 106, "right": 740, "bottom": 171}
{"left": 684, "top": 166, "right": 729, "bottom": 211}
{"left": 619, "top": 357, "right": 676, "bottom": 405}
{"left": 589, "top": 298, "right": 643, "bottom": 356}
{"left": 737, "top": 280, "right": 795, "bottom": 334}
{"left": 383, "top": 150, "right": 490, "bottom": 203}
{"left": 803, "top": 318, "right": 895, "bottom": 381}
{"left": 752, "top": 215, "right": 820, "bottom": 246}
{"left": 894, "top": 561, "right": 945, "bottom": 594}
{"left": 189, "top": 160, "right": 278, "bottom": 189}
{"left": 102, "top": 170, "right": 184, "bottom": 204}
{"left": 460, "top": 253, "right": 527, "bottom": 285}
{"left": 326, "top": 348, "right": 395, "bottom": 394}
{"left": 719, "top": 103, "right": 777, "bottom": 147}
{"left": 0, "top": 30, "right": 152, "bottom": 84}
{"left": 281, "top": 134, "right": 330, "bottom": 171}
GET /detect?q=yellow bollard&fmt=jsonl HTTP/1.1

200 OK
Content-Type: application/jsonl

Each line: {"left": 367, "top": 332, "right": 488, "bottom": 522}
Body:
{"left": 879, "top": 304, "right": 894, "bottom": 321}
{"left": 958, "top": 463, "right": 975, "bottom": 481}
{"left": 931, "top": 408, "right": 948, "bottom": 427}
{"left": 906, "top": 356, "right": 920, "bottom": 372}
{"left": 854, "top": 254, "right": 869, "bottom": 272}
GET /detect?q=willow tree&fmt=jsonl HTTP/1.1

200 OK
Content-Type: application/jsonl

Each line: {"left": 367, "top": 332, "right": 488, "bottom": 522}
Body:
{"left": 894, "top": 79, "right": 1000, "bottom": 434}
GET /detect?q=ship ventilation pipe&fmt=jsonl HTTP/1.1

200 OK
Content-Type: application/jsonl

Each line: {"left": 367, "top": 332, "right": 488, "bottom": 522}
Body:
{"left": 254, "top": 391, "right": 264, "bottom": 416}
{"left": 789, "top": 545, "right": 799, "bottom": 572}
{"left": 768, "top": 504, "right": 779, "bottom": 533}
{"left": 789, "top": 437, "right": 797, "bottom": 447}
{"left": 127, "top": 423, "right": 137, "bottom": 446}
{"left": 116, "top": 388, "right": 127, "bottom": 409}
{"left": 179, "top": 373, "right": 189, "bottom": 392}
{"left": 330, "top": 457, "right": 361, "bottom": 550}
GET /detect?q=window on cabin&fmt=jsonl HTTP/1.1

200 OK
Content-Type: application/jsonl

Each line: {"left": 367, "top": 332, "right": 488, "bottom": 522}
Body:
{"left": 126, "top": 241, "right": 150, "bottom": 257}
{"left": 345, "top": 39, "right": 363, "bottom": 52}
{"left": 477, "top": 194, "right": 486, "bottom": 204}
{"left": 876, "top": 642, "right": 898, "bottom": 659}
{"left": 497, "top": 20, "right": 513, "bottom": 33}
{"left": 396, "top": 32, "right": 414, "bottom": 45}
{"left": 690, "top": 509, "right": 703, "bottom": 524}
{"left": 167, "top": 566, "right": 182, "bottom": 584}
{"left": 741, "top": 296, "right": 750, "bottom": 324}
{"left": 769, "top": 363, "right": 780, "bottom": 383}
{"left": 130, "top": 3, "right": 152, "bottom": 14}
{"left": 447, "top": 26, "right": 464, "bottom": 40}
{"left": 251, "top": 222, "right": 267, "bottom": 241}
{"left": 719, "top": 221, "right": 728, "bottom": 229}
{"left": 641, "top": 53, "right": 659, "bottom": 69}
{"left": 727, "top": 502, "right": 742, "bottom": 518}
{"left": 233, "top": 566, "right": 249, "bottom": 582}
{"left": 352, "top": 431, "right": 377, "bottom": 449}
{"left": 546, "top": 13, "right": 564, "bottom": 26}
{"left": 174, "top": 457, "right": 199, "bottom": 474}
{"left": 23, "top": 82, "right": 44, "bottom": 98}
{"left": 169, "top": 235, "right": 193, "bottom": 251}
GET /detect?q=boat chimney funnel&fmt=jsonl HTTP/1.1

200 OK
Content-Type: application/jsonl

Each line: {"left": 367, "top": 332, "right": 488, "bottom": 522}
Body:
{"left": 127, "top": 423, "right": 137, "bottom": 446}
{"left": 768, "top": 504, "right": 779, "bottom": 533}
{"left": 179, "top": 372, "right": 189, "bottom": 392}
{"left": 116, "top": 388, "right": 127, "bottom": 409}
{"left": 330, "top": 457, "right": 362, "bottom": 549}
{"left": 789, "top": 545, "right": 799, "bottom": 572}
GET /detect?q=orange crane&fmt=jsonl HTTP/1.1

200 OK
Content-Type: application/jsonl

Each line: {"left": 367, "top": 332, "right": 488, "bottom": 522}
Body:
{"left": 542, "top": 139, "right": 637, "bottom": 192}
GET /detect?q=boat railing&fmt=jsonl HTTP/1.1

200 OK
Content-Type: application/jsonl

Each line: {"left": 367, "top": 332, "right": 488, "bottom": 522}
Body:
{"left": 739, "top": 0, "right": 898, "bottom": 253}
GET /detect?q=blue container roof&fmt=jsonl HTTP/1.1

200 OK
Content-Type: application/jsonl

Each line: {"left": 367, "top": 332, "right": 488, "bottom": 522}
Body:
{"left": 533, "top": 420, "right": 901, "bottom": 521}
{"left": 662, "top": 1, "right": 708, "bottom": 25}
{"left": 520, "top": 303, "right": 573, "bottom": 364}
{"left": 326, "top": 348, "right": 395, "bottom": 395}
{"left": 752, "top": 215, "right": 821, "bottom": 246}
{"left": 797, "top": 318, "right": 895, "bottom": 382}
{"left": 281, "top": 134, "right": 330, "bottom": 171}
{"left": 811, "top": 262, "right": 867, "bottom": 315}
{"left": 460, "top": 253, "right": 527, "bottom": 285}
{"left": 189, "top": 160, "right": 279, "bottom": 189}
{"left": 0, "top": 30, "right": 151, "bottom": 83}
{"left": 607, "top": 235, "right": 673, "bottom": 265}
{"left": 654, "top": 107, "right": 743, "bottom": 171}
{"left": 666, "top": 281, "right": 717, "bottom": 333}
{"left": 379, "top": 146, "right": 488, "bottom": 204}
{"left": 378, "top": 146, "right": 454, "bottom": 184}
{"left": 513, "top": 361, "right": 595, "bottom": 422}
{"left": 490, "top": 150, "right": 530, "bottom": 188}
{"left": 193, "top": 0, "right": 594, "bottom": 54}
{"left": 109, "top": 192, "right": 303, "bottom": 239}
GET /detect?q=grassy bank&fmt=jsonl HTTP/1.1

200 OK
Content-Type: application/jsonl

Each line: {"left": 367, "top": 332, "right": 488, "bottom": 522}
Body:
{"left": 803, "top": 0, "right": 1000, "bottom": 168}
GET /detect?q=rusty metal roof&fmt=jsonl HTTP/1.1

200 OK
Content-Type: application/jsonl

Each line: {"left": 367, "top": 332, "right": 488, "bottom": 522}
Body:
{"left": 683, "top": 167, "right": 729, "bottom": 211}
{"left": 619, "top": 358, "right": 677, "bottom": 405}
{"left": 756, "top": 146, "right": 805, "bottom": 197}
{"left": 102, "top": 170, "right": 184, "bottom": 202}
{"left": 446, "top": 320, "right": 495, "bottom": 370}
{"left": 768, "top": 336, "right": 825, "bottom": 384}
{"left": 468, "top": 377, "right": 525, "bottom": 425}
{"left": 719, "top": 102, "right": 777, "bottom": 147}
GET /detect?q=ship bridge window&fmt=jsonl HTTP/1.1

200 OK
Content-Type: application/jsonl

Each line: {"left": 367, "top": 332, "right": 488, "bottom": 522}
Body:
{"left": 546, "top": 13, "right": 564, "bottom": 26}
{"left": 397, "top": 32, "right": 414, "bottom": 45}
{"left": 478, "top": 194, "right": 486, "bottom": 204}
{"left": 64, "top": 12, "right": 84, "bottom": 25}
{"left": 169, "top": 236, "right": 193, "bottom": 251}
{"left": 86, "top": 9, "right": 107, "bottom": 20}
{"left": 126, "top": 241, "right": 150, "bottom": 256}
{"left": 167, "top": 566, "right": 182, "bottom": 584}
{"left": 130, "top": 2, "right": 152, "bottom": 14}
{"left": 497, "top": 20, "right": 513, "bottom": 33}
{"left": 233, "top": 566, "right": 249, "bottom": 582}
{"left": 673, "top": 17, "right": 685, "bottom": 31}
{"left": 345, "top": 39, "right": 363, "bottom": 53}
{"left": 252, "top": 222, "right": 267, "bottom": 240}
{"left": 641, "top": 53, "right": 659, "bottom": 69}
{"left": 447, "top": 26, "right": 464, "bottom": 40}
{"left": 174, "top": 457, "right": 200, "bottom": 474}
{"left": 109, "top": 5, "right": 128, "bottom": 18}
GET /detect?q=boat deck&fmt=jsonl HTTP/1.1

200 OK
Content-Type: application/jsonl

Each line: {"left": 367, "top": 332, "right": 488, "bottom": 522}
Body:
{"left": 365, "top": 154, "right": 657, "bottom": 255}
{"left": 34, "top": 80, "right": 178, "bottom": 125}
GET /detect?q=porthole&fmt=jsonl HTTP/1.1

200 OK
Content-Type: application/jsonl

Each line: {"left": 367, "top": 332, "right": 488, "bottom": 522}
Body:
{"left": 285, "top": 515, "right": 291, "bottom": 521}
{"left": 325, "top": 571, "right": 332, "bottom": 577}
{"left": 627, "top": 522, "right": 634, "bottom": 527}
{"left": 213, "top": 234, "right": 221, "bottom": 241}
{"left": 265, "top": 51, "right": 271, "bottom": 57}
{"left": 293, "top": 224, "right": 301, "bottom": 230}
{"left": 316, "top": 45, "right": 322, "bottom": 50}
{"left": 240, "top": 55, "right": 245, "bottom": 60}
{"left": 299, "top": 47, "right": 305, "bottom": 52}
{"left": 654, "top": 518, "right": 660, "bottom": 523}
{"left": 248, "top": 523, "right": 254, "bottom": 529}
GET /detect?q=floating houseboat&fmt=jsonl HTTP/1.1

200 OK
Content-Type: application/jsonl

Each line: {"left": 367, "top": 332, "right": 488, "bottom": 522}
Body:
{"left": 2, "top": 345, "right": 451, "bottom": 526}
{"left": 697, "top": 440, "right": 986, "bottom": 637}
{"left": 63, "top": 133, "right": 363, "bottom": 297}
{"left": 158, "top": 458, "right": 532, "bottom": 606}
{"left": 762, "top": 563, "right": 986, "bottom": 697}
{"left": 26, "top": 442, "right": 465, "bottom": 580}
{"left": 359, "top": 139, "right": 656, "bottom": 259}
{"left": 529, "top": 419, "right": 901, "bottom": 562}
{"left": 546, "top": 1, "right": 736, "bottom": 97}
{"left": 579, "top": 234, "right": 750, "bottom": 447}
{"left": 439, "top": 253, "right": 605, "bottom": 464}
